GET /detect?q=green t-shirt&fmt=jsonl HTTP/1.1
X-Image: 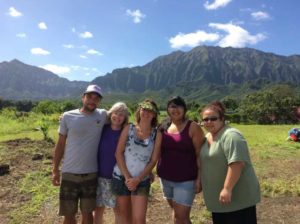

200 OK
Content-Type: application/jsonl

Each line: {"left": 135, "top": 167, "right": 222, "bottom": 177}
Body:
{"left": 200, "top": 126, "right": 260, "bottom": 213}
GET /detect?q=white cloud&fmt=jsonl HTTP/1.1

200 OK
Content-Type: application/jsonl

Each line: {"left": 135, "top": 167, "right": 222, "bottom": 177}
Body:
{"left": 169, "top": 30, "right": 220, "bottom": 49}
{"left": 91, "top": 68, "right": 99, "bottom": 72}
{"left": 209, "top": 22, "right": 267, "bottom": 47}
{"left": 79, "top": 55, "right": 88, "bottom": 59}
{"left": 8, "top": 7, "right": 23, "bottom": 17}
{"left": 30, "top": 48, "right": 51, "bottom": 55}
{"left": 79, "top": 31, "right": 93, "bottom": 39}
{"left": 251, "top": 11, "right": 270, "bottom": 20}
{"left": 71, "top": 27, "right": 76, "bottom": 33}
{"left": 126, "top": 9, "right": 146, "bottom": 23}
{"left": 16, "top": 33, "right": 26, "bottom": 38}
{"left": 63, "top": 44, "right": 74, "bottom": 49}
{"left": 86, "top": 49, "right": 103, "bottom": 56}
{"left": 69, "top": 65, "right": 103, "bottom": 77}
{"left": 204, "top": 0, "right": 232, "bottom": 10}
{"left": 38, "top": 22, "right": 47, "bottom": 30}
{"left": 40, "top": 64, "right": 71, "bottom": 75}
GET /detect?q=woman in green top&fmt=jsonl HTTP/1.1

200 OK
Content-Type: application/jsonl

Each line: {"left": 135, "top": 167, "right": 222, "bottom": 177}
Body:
{"left": 199, "top": 101, "right": 260, "bottom": 224}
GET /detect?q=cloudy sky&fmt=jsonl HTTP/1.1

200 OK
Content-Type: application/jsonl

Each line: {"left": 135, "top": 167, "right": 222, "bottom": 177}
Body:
{"left": 1, "top": 0, "right": 299, "bottom": 81}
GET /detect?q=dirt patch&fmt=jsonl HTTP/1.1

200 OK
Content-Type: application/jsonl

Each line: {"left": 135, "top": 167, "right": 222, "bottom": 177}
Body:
{"left": 0, "top": 138, "right": 300, "bottom": 224}
{"left": 0, "top": 138, "right": 54, "bottom": 224}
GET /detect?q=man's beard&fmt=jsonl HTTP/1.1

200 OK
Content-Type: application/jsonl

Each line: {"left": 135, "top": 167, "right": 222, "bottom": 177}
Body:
{"left": 83, "top": 104, "right": 96, "bottom": 112}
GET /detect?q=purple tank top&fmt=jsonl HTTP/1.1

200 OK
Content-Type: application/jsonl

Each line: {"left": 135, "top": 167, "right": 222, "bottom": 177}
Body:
{"left": 157, "top": 120, "right": 197, "bottom": 182}
{"left": 97, "top": 125, "right": 122, "bottom": 178}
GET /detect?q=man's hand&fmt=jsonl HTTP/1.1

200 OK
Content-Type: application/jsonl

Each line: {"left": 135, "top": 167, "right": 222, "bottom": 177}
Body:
{"left": 52, "top": 169, "right": 61, "bottom": 186}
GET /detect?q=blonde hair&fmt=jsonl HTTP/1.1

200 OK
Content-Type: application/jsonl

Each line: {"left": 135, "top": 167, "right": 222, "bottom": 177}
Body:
{"left": 107, "top": 102, "right": 130, "bottom": 128}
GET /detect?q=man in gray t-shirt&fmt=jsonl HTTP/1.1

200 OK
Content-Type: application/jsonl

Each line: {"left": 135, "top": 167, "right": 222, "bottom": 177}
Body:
{"left": 52, "top": 84, "right": 107, "bottom": 224}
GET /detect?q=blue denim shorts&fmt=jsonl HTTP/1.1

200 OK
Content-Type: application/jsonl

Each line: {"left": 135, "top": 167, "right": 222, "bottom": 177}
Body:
{"left": 160, "top": 178, "right": 196, "bottom": 207}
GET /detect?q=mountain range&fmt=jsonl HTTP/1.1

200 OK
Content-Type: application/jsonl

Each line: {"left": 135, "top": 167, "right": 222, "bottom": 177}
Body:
{"left": 1, "top": 46, "right": 300, "bottom": 102}
{"left": 0, "top": 59, "right": 87, "bottom": 100}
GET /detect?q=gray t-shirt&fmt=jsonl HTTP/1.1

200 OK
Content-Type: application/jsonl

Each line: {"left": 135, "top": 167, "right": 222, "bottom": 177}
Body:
{"left": 59, "top": 108, "right": 107, "bottom": 174}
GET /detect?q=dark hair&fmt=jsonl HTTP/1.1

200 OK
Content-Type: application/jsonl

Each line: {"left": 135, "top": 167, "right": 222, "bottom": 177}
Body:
{"left": 135, "top": 99, "right": 159, "bottom": 127}
{"left": 200, "top": 100, "right": 226, "bottom": 120}
{"left": 159, "top": 96, "right": 187, "bottom": 132}
{"left": 167, "top": 96, "right": 187, "bottom": 113}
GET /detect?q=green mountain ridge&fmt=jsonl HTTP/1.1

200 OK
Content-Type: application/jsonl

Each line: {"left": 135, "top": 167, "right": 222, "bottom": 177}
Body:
{"left": 0, "top": 59, "right": 87, "bottom": 100}
{"left": 93, "top": 46, "right": 300, "bottom": 103}
{"left": 1, "top": 46, "right": 300, "bottom": 102}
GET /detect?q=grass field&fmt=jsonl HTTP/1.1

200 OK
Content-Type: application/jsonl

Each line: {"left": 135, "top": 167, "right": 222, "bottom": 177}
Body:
{"left": 0, "top": 112, "right": 300, "bottom": 223}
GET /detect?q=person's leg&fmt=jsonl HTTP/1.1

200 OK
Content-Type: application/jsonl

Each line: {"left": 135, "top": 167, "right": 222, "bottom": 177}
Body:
{"left": 228, "top": 206, "right": 257, "bottom": 224}
{"left": 111, "top": 176, "right": 132, "bottom": 224}
{"left": 212, "top": 212, "right": 227, "bottom": 224}
{"left": 131, "top": 195, "right": 148, "bottom": 224}
{"left": 94, "top": 177, "right": 107, "bottom": 224}
{"left": 212, "top": 206, "right": 257, "bottom": 224}
{"left": 160, "top": 178, "right": 175, "bottom": 221}
{"left": 172, "top": 202, "right": 192, "bottom": 224}
{"left": 59, "top": 173, "right": 80, "bottom": 224}
{"left": 94, "top": 206, "right": 105, "bottom": 224}
{"left": 241, "top": 206, "right": 257, "bottom": 224}
{"left": 81, "top": 211, "right": 93, "bottom": 224}
{"left": 172, "top": 180, "right": 196, "bottom": 224}
{"left": 79, "top": 173, "right": 98, "bottom": 224}
{"left": 113, "top": 207, "right": 121, "bottom": 224}
{"left": 63, "top": 215, "right": 76, "bottom": 224}
{"left": 116, "top": 196, "right": 132, "bottom": 224}
{"left": 165, "top": 199, "right": 176, "bottom": 222}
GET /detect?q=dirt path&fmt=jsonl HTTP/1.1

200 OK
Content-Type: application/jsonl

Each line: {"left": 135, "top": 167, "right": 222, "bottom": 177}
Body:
{"left": 0, "top": 139, "right": 300, "bottom": 224}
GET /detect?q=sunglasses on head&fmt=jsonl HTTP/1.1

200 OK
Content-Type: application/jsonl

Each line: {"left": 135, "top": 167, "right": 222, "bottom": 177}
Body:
{"left": 202, "top": 117, "right": 219, "bottom": 122}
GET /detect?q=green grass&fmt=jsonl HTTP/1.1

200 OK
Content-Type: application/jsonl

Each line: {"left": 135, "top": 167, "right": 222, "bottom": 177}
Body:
{"left": 1, "top": 114, "right": 300, "bottom": 222}
{"left": 9, "top": 169, "right": 59, "bottom": 224}
{"left": 0, "top": 113, "right": 59, "bottom": 142}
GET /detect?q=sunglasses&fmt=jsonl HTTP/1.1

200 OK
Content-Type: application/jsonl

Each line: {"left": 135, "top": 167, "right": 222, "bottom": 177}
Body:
{"left": 202, "top": 117, "right": 219, "bottom": 122}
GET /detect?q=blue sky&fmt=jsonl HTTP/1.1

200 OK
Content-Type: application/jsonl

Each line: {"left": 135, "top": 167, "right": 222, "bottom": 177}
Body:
{"left": 1, "top": 0, "right": 300, "bottom": 81}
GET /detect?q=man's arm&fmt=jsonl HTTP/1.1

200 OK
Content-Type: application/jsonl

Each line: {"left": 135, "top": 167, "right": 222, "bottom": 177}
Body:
{"left": 52, "top": 134, "right": 67, "bottom": 186}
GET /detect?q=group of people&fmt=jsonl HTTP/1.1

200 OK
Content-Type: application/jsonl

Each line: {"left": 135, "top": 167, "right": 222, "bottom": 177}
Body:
{"left": 52, "top": 84, "right": 261, "bottom": 224}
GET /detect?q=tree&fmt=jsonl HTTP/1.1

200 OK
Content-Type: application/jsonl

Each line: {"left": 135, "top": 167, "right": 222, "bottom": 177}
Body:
{"left": 239, "top": 88, "right": 300, "bottom": 124}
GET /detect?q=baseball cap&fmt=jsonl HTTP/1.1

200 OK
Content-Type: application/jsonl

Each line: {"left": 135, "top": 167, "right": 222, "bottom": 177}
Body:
{"left": 84, "top": 84, "right": 103, "bottom": 97}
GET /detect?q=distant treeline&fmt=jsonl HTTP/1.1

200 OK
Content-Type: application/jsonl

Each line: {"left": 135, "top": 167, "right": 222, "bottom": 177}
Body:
{"left": 1, "top": 85, "right": 300, "bottom": 124}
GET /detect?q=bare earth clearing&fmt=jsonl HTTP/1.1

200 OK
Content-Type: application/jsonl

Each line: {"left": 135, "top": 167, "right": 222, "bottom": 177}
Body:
{"left": 0, "top": 139, "right": 299, "bottom": 224}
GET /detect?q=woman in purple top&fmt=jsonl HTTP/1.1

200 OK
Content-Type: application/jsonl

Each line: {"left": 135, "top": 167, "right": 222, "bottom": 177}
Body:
{"left": 157, "top": 96, "right": 205, "bottom": 224}
{"left": 94, "top": 102, "right": 129, "bottom": 224}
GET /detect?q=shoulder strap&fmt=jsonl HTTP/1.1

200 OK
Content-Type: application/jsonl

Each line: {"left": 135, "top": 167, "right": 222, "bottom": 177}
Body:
{"left": 150, "top": 127, "right": 157, "bottom": 141}
{"left": 129, "top": 123, "right": 135, "bottom": 136}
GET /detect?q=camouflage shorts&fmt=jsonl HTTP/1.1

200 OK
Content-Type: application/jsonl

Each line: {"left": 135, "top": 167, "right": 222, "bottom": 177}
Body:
{"left": 59, "top": 173, "right": 97, "bottom": 216}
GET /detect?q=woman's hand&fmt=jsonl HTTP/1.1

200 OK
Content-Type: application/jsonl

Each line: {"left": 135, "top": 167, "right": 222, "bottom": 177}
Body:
{"left": 125, "top": 177, "right": 141, "bottom": 191}
{"left": 219, "top": 188, "right": 232, "bottom": 204}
